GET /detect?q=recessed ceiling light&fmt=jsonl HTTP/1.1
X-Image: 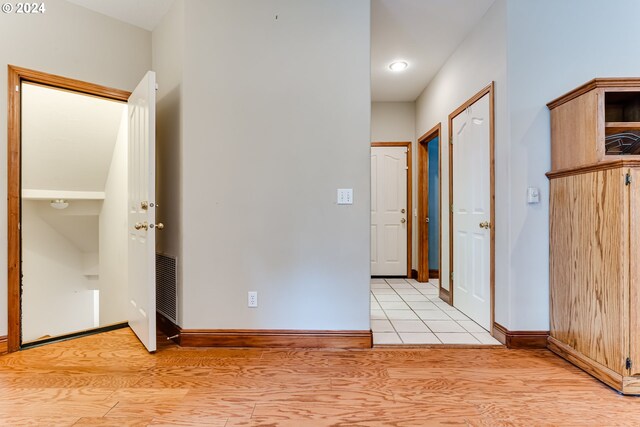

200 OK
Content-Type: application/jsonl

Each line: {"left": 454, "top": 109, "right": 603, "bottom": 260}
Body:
{"left": 389, "top": 61, "right": 408, "bottom": 72}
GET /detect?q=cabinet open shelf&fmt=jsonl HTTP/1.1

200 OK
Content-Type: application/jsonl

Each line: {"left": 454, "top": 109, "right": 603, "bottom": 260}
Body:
{"left": 605, "top": 122, "right": 640, "bottom": 134}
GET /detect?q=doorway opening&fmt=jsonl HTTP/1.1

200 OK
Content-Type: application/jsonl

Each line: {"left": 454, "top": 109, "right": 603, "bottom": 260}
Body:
{"left": 8, "top": 70, "right": 130, "bottom": 351}
{"left": 8, "top": 66, "right": 158, "bottom": 353}
{"left": 370, "top": 84, "right": 500, "bottom": 346}
{"left": 19, "top": 82, "right": 128, "bottom": 347}
{"left": 417, "top": 123, "right": 441, "bottom": 286}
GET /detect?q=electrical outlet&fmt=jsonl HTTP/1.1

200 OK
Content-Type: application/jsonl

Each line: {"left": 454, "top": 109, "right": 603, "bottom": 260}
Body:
{"left": 248, "top": 291, "right": 258, "bottom": 308}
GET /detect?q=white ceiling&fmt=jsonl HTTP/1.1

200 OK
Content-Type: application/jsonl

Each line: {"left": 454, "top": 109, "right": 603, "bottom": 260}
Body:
{"left": 372, "top": 0, "right": 495, "bottom": 101}
{"left": 65, "top": 0, "right": 494, "bottom": 102}
{"left": 22, "top": 83, "right": 126, "bottom": 192}
{"left": 65, "top": 0, "right": 173, "bottom": 31}
{"left": 27, "top": 200, "right": 101, "bottom": 253}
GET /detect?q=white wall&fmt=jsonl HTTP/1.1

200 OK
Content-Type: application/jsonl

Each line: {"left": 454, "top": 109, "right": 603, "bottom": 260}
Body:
{"left": 505, "top": 0, "right": 640, "bottom": 330}
{"left": 371, "top": 102, "right": 418, "bottom": 271}
{"left": 22, "top": 201, "right": 95, "bottom": 342}
{"left": 0, "top": 0, "right": 151, "bottom": 335}
{"left": 415, "top": 0, "right": 508, "bottom": 329}
{"left": 152, "top": 0, "right": 184, "bottom": 324}
{"left": 99, "top": 109, "right": 128, "bottom": 325}
{"left": 178, "top": 0, "right": 371, "bottom": 330}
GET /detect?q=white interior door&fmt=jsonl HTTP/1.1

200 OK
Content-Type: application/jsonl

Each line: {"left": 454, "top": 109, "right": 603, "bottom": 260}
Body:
{"left": 371, "top": 146, "right": 408, "bottom": 276}
{"left": 452, "top": 93, "right": 491, "bottom": 330}
{"left": 128, "top": 71, "right": 157, "bottom": 352}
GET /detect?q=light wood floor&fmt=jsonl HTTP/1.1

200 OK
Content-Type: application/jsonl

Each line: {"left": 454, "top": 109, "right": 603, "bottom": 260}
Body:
{"left": 0, "top": 328, "right": 638, "bottom": 426}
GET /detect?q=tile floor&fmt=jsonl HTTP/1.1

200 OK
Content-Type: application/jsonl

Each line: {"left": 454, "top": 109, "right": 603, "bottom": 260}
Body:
{"left": 371, "top": 277, "right": 502, "bottom": 345}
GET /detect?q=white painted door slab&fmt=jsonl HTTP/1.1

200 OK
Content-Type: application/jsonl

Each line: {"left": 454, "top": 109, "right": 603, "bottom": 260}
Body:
{"left": 452, "top": 93, "right": 491, "bottom": 330}
{"left": 371, "top": 146, "right": 408, "bottom": 276}
{"left": 128, "top": 71, "right": 156, "bottom": 352}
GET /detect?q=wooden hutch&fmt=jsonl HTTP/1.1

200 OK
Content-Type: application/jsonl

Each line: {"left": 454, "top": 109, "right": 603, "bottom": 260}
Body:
{"left": 547, "top": 78, "right": 640, "bottom": 395}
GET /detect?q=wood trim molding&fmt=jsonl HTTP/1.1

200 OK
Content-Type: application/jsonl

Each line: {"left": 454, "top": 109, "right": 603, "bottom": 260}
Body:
{"left": 547, "top": 336, "right": 623, "bottom": 391}
{"left": 493, "top": 323, "right": 549, "bottom": 349}
{"left": 547, "top": 78, "right": 640, "bottom": 110}
{"left": 180, "top": 329, "right": 372, "bottom": 349}
{"left": 7, "top": 65, "right": 130, "bottom": 353}
{"left": 371, "top": 141, "right": 412, "bottom": 278}
{"left": 371, "top": 141, "right": 410, "bottom": 148}
{"left": 9, "top": 65, "right": 131, "bottom": 100}
{"left": 439, "top": 287, "right": 451, "bottom": 304}
{"left": 156, "top": 312, "right": 371, "bottom": 349}
{"left": 0, "top": 335, "right": 7, "bottom": 355}
{"left": 447, "top": 82, "right": 496, "bottom": 335}
{"left": 546, "top": 159, "right": 640, "bottom": 179}
{"left": 417, "top": 123, "right": 441, "bottom": 283}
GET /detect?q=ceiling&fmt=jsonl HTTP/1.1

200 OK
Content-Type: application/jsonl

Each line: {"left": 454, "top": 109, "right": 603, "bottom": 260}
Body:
{"left": 26, "top": 200, "right": 101, "bottom": 253}
{"left": 372, "top": 0, "right": 495, "bottom": 101}
{"left": 22, "top": 83, "right": 126, "bottom": 192}
{"left": 65, "top": 0, "right": 495, "bottom": 102}
{"left": 66, "top": 0, "right": 173, "bottom": 31}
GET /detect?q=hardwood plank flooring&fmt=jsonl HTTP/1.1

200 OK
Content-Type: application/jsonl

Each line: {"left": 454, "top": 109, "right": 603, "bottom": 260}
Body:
{"left": 0, "top": 328, "right": 639, "bottom": 426}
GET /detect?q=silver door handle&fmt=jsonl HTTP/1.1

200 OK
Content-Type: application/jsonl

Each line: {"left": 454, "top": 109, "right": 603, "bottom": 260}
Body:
{"left": 401, "top": 218, "right": 406, "bottom": 224}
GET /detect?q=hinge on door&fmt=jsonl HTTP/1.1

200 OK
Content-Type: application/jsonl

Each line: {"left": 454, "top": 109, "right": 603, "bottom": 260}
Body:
{"left": 626, "top": 357, "right": 632, "bottom": 370}
{"left": 15, "top": 85, "right": 19, "bottom": 92}
{"left": 450, "top": 271, "right": 454, "bottom": 282}
{"left": 626, "top": 172, "right": 632, "bottom": 186}
{"left": 155, "top": 83, "right": 159, "bottom": 91}
{"left": 450, "top": 204, "right": 454, "bottom": 213}
{"left": 449, "top": 136, "right": 453, "bottom": 145}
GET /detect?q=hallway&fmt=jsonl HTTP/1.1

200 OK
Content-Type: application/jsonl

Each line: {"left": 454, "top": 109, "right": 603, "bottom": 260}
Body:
{"left": 371, "top": 278, "right": 501, "bottom": 346}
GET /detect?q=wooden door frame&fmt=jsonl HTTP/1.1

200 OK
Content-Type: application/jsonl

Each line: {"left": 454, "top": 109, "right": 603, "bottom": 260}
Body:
{"left": 447, "top": 82, "right": 495, "bottom": 334}
{"left": 7, "top": 65, "right": 130, "bottom": 352}
{"left": 417, "top": 124, "right": 441, "bottom": 284}
{"left": 371, "top": 141, "right": 412, "bottom": 278}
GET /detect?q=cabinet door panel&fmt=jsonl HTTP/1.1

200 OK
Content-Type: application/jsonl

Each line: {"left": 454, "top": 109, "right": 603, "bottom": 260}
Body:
{"left": 550, "top": 168, "right": 628, "bottom": 374}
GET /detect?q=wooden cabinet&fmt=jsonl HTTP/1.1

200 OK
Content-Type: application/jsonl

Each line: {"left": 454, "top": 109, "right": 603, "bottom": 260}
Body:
{"left": 547, "top": 78, "right": 640, "bottom": 395}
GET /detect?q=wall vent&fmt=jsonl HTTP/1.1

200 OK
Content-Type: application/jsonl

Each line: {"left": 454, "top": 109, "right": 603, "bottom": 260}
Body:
{"left": 156, "top": 253, "right": 177, "bottom": 324}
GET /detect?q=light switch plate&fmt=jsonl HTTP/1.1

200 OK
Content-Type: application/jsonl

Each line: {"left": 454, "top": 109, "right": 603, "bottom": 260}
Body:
{"left": 337, "top": 189, "right": 353, "bottom": 205}
{"left": 527, "top": 187, "right": 540, "bottom": 204}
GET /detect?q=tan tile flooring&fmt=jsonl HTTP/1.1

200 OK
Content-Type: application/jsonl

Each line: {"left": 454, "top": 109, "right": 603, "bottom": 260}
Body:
{"left": 371, "top": 277, "right": 502, "bottom": 345}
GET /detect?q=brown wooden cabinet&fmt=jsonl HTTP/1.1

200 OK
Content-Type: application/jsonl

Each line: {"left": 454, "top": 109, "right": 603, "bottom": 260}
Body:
{"left": 547, "top": 78, "right": 640, "bottom": 395}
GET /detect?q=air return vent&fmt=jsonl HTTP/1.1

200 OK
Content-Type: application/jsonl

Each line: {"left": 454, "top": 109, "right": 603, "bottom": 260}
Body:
{"left": 156, "top": 253, "right": 177, "bottom": 324}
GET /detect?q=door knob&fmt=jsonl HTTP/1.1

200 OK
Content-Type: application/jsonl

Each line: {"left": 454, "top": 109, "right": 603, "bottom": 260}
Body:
{"left": 401, "top": 218, "right": 406, "bottom": 224}
{"left": 479, "top": 221, "right": 490, "bottom": 229}
{"left": 150, "top": 223, "right": 164, "bottom": 230}
{"left": 401, "top": 209, "right": 406, "bottom": 213}
{"left": 134, "top": 221, "right": 148, "bottom": 230}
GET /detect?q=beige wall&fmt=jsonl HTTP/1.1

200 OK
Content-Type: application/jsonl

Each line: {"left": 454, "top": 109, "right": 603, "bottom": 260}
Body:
{"left": 0, "top": 0, "right": 152, "bottom": 335}
{"left": 415, "top": 0, "right": 508, "bottom": 315}
{"left": 506, "top": 0, "right": 640, "bottom": 330}
{"left": 371, "top": 102, "right": 418, "bottom": 272}
{"left": 178, "top": 0, "right": 371, "bottom": 329}
{"left": 152, "top": 0, "right": 184, "bottom": 324}
{"left": 99, "top": 109, "right": 129, "bottom": 325}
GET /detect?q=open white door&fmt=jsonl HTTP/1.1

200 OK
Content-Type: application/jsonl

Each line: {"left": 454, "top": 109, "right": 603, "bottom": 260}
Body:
{"left": 452, "top": 93, "right": 491, "bottom": 330}
{"left": 128, "top": 71, "right": 157, "bottom": 352}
